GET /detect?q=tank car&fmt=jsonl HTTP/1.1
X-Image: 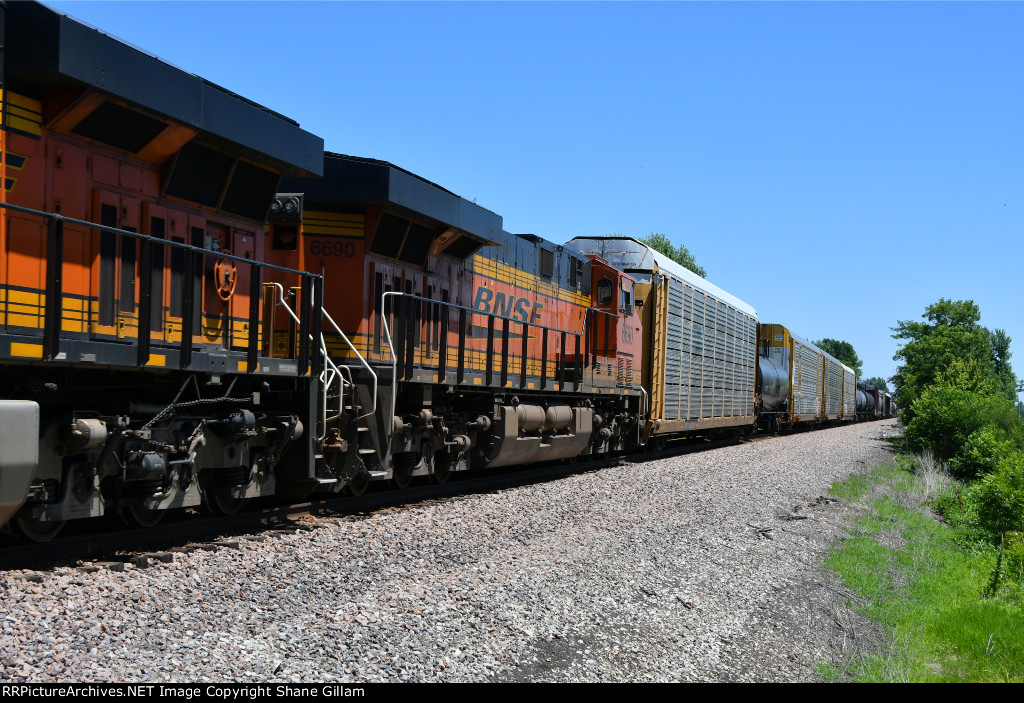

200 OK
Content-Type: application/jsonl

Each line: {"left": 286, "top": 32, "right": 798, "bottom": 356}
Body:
{"left": 0, "top": 2, "right": 327, "bottom": 539}
{"left": 857, "top": 383, "right": 884, "bottom": 420}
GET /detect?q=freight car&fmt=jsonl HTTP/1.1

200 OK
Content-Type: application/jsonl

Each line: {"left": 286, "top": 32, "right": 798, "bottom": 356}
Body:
{"left": 757, "top": 324, "right": 858, "bottom": 430}
{"left": 564, "top": 237, "right": 758, "bottom": 446}
{"left": 857, "top": 383, "right": 897, "bottom": 420}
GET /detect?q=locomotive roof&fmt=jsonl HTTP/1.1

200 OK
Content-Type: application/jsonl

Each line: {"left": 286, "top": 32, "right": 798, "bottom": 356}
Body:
{"left": 565, "top": 236, "right": 757, "bottom": 318}
{"left": 5, "top": 1, "right": 323, "bottom": 177}
{"left": 283, "top": 153, "right": 503, "bottom": 244}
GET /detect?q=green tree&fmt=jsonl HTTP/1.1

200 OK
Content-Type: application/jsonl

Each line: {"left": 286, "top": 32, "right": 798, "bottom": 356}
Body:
{"left": 860, "top": 376, "right": 889, "bottom": 392}
{"left": 639, "top": 233, "right": 707, "bottom": 278}
{"left": 990, "top": 328, "right": 1017, "bottom": 399}
{"left": 814, "top": 338, "right": 863, "bottom": 377}
{"left": 891, "top": 298, "right": 1016, "bottom": 423}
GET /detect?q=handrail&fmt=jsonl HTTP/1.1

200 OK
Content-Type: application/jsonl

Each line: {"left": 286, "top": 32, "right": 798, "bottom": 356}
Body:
{"left": 1, "top": 199, "right": 325, "bottom": 371}
{"left": 386, "top": 290, "right": 617, "bottom": 336}
{"left": 378, "top": 291, "right": 635, "bottom": 459}
{"left": 321, "top": 309, "right": 377, "bottom": 419}
{"left": 637, "top": 385, "right": 648, "bottom": 445}
{"left": 379, "top": 290, "right": 403, "bottom": 465}
{"left": 270, "top": 283, "right": 343, "bottom": 442}
{"left": 0, "top": 201, "right": 321, "bottom": 277}
{"left": 379, "top": 291, "right": 639, "bottom": 386}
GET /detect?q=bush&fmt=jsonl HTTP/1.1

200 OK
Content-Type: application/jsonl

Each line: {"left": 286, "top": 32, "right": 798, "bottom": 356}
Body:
{"left": 1002, "top": 532, "right": 1024, "bottom": 600}
{"left": 948, "top": 426, "right": 1015, "bottom": 480}
{"left": 904, "top": 385, "right": 1018, "bottom": 467}
{"left": 973, "top": 453, "right": 1024, "bottom": 538}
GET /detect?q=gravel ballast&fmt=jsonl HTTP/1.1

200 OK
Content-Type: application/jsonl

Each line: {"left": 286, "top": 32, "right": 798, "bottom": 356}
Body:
{"left": 0, "top": 419, "right": 899, "bottom": 682}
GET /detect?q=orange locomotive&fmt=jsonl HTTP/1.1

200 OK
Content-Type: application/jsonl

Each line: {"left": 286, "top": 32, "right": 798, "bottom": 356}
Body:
{"left": 271, "top": 154, "right": 645, "bottom": 491}
{"left": 0, "top": 2, "right": 327, "bottom": 540}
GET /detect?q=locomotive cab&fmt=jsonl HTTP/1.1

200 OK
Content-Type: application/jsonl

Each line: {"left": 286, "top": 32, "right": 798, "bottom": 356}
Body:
{"left": 587, "top": 255, "right": 642, "bottom": 388}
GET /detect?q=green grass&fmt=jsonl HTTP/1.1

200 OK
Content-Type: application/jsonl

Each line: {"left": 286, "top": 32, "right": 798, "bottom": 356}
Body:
{"left": 830, "top": 474, "right": 872, "bottom": 502}
{"left": 823, "top": 461, "right": 1024, "bottom": 682}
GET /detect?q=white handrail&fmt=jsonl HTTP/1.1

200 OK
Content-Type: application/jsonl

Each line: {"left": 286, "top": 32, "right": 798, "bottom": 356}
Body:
{"left": 379, "top": 293, "right": 649, "bottom": 453}
{"left": 321, "top": 308, "right": 377, "bottom": 419}
{"left": 269, "top": 283, "right": 344, "bottom": 441}
{"left": 379, "top": 290, "right": 404, "bottom": 465}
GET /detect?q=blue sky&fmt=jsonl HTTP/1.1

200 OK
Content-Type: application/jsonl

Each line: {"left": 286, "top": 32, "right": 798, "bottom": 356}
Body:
{"left": 46, "top": 1, "right": 1023, "bottom": 392}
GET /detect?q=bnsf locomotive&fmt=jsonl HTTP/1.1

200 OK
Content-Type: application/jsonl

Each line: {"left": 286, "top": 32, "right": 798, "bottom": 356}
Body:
{"left": 0, "top": 3, "right": 894, "bottom": 542}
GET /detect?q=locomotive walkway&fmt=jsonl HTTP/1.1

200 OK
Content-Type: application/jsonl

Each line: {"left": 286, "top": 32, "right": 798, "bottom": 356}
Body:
{"left": 0, "top": 420, "right": 898, "bottom": 682}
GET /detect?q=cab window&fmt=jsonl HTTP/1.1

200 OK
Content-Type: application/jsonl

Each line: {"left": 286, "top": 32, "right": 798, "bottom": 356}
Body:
{"left": 596, "top": 277, "right": 613, "bottom": 305}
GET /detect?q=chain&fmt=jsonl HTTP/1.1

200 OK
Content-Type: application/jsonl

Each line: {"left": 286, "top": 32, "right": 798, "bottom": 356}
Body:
{"left": 140, "top": 397, "right": 252, "bottom": 431}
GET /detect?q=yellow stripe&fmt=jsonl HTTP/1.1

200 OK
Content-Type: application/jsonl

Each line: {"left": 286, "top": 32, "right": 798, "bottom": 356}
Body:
{"left": 6, "top": 116, "right": 40, "bottom": 135}
{"left": 10, "top": 342, "right": 43, "bottom": 359}
{"left": 61, "top": 298, "right": 88, "bottom": 311}
{"left": 7, "top": 290, "right": 43, "bottom": 305}
{"left": 7, "top": 105, "right": 40, "bottom": 122}
{"left": 303, "top": 211, "right": 365, "bottom": 238}
{"left": 8, "top": 302, "right": 43, "bottom": 315}
{"left": 146, "top": 354, "right": 166, "bottom": 367}
{"left": 2, "top": 91, "right": 43, "bottom": 117}
{"left": 470, "top": 256, "right": 590, "bottom": 307}
{"left": 8, "top": 313, "right": 41, "bottom": 328}
{"left": 0, "top": 91, "right": 42, "bottom": 136}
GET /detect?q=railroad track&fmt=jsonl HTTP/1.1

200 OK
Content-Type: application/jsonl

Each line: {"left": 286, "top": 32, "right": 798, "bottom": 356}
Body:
{"left": 0, "top": 432, "right": 767, "bottom": 572}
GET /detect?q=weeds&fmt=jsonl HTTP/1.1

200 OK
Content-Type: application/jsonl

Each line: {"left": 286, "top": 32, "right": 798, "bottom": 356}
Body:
{"left": 823, "top": 455, "right": 1024, "bottom": 682}
{"left": 912, "top": 450, "right": 951, "bottom": 500}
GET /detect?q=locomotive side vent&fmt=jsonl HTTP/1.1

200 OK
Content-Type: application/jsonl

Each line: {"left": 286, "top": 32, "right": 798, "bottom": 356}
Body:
{"left": 441, "top": 235, "right": 483, "bottom": 260}
{"left": 71, "top": 100, "right": 167, "bottom": 153}
{"left": 368, "top": 212, "right": 407, "bottom": 258}
{"left": 165, "top": 142, "right": 233, "bottom": 208}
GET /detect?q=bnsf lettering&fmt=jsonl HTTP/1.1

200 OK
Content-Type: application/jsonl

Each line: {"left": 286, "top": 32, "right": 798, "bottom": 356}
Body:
{"left": 493, "top": 291, "right": 514, "bottom": 318}
{"left": 473, "top": 286, "right": 493, "bottom": 310}
{"left": 514, "top": 298, "right": 530, "bottom": 322}
{"left": 474, "top": 285, "right": 543, "bottom": 323}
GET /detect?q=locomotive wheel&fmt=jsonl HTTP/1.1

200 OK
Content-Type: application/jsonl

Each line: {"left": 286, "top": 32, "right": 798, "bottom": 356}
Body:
{"left": 429, "top": 451, "right": 450, "bottom": 485}
{"left": 119, "top": 505, "right": 164, "bottom": 528}
{"left": 391, "top": 451, "right": 417, "bottom": 490}
{"left": 208, "top": 493, "right": 246, "bottom": 516}
{"left": 391, "top": 464, "right": 413, "bottom": 490}
{"left": 10, "top": 517, "right": 65, "bottom": 543}
{"left": 346, "top": 470, "right": 370, "bottom": 497}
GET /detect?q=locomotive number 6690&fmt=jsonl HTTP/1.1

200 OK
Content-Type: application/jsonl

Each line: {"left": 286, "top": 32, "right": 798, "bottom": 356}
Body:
{"left": 309, "top": 239, "right": 356, "bottom": 257}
